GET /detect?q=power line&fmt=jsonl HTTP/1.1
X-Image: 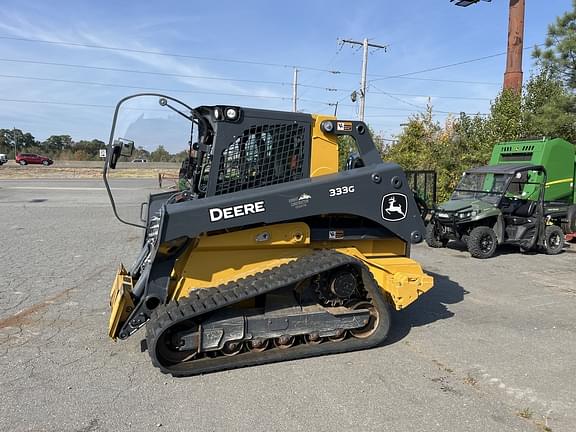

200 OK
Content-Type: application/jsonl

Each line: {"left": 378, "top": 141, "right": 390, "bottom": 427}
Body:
{"left": 0, "top": 70, "right": 497, "bottom": 107}
{"left": 0, "top": 57, "right": 333, "bottom": 89}
{"left": 0, "top": 75, "right": 492, "bottom": 118}
{"left": 381, "top": 76, "right": 500, "bottom": 85}
{"left": 0, "top": 35, "right": 345, "bottom": 75}
{"left": 297, "top": 41, "right": 347, "bottom": 99}
{"left": 372, "top": 53, "right": 504, "bottom": 81}
{"left": 0, "top": 74, "right": 472, "bottom": 113}
{"left": 0, "top": 34, "right": 541, "bottom": 82}
{"left": 340, "top": 102, "right": 488, "bottom": 116}
{"left": 373, "top": 88, "right": 426, "bottom": 109}
{"left": 0, "top": 73, "right": 293, "bottom": 100}
{"left": 371, "top": 89, "right": 492, "bottom": 101}
{"left": 364, "top": 114, "right": 422, "bottom": 118}
{"left": 0, "top": 73, "right": 360, "bottom": 107}
{"left": 0, "top": 97, "right": 437, "bottom": 118}
{"left": 370, "top": 43, "right": 541, "bottom": 82}
{"left": 0, "top": 97, "right": 115, "bottom": 109}
{"left": 0, "top": 97, "right": 490, "bottom": 131}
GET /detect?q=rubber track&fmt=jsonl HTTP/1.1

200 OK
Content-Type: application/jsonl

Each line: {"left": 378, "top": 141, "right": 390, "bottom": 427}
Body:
{"left": 146, "top": 249, "right": 391, "bottom": 377}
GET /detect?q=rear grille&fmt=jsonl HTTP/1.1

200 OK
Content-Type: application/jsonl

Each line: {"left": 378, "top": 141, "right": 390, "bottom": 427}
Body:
{"left": 215, "top": 123, "right": 306, "bottom": 195}
{"left": 500, "top": 152, "right": 532, "bottom": 161}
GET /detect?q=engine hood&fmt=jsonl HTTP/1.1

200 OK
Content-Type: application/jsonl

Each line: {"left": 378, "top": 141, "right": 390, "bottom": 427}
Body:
{"left": 435, "top": 199, "right": 495, "bottom": 213}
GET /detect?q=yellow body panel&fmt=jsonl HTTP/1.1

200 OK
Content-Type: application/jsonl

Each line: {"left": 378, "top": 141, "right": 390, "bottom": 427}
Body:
{"left": 330, "top": 247, "right": 434, "bottom": 310}
{"left": 310, "top": 114, "right": 339, "bottom": 177}
{"left": 108, "top": 265, "right": 135, "bottom": 339}
{"left": 311, "top": 238, "right": 407, "bottom": 257}
{"left": 169, "top": 223, "right": 313, "bottom": 300}
{"left": 168, "top": 223, "right": 433, "bottom": 310}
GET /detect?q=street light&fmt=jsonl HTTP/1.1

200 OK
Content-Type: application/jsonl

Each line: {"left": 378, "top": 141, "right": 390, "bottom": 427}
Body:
{"left": 450, "top": 0, "right": 491, "bottom": 6}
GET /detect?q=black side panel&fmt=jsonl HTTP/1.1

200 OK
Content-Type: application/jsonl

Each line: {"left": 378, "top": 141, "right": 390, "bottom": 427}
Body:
{"left": 147, "top": 191, "right": 174, "bottom": 223}
{"left": 160, "top": 163, "right": 424, "bottom": 245}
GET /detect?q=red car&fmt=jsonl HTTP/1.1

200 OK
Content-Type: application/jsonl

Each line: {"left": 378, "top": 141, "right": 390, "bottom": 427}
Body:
{"left": 16, "top": 153, "right": 53, "bottom": 166}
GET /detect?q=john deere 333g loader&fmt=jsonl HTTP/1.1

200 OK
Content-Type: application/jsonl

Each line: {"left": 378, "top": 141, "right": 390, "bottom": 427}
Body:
{"left": 104, "top": 94, "right": 434, "bottom": 376}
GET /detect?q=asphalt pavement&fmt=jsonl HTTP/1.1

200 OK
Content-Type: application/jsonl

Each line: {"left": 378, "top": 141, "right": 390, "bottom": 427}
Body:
{"left": 0, "top": 178, "right": 574, "bottom": 432}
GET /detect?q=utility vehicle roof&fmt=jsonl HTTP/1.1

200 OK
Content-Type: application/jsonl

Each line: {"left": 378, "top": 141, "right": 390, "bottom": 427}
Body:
{"left": 466, "top": 163, "right": 544, "bottom": 175}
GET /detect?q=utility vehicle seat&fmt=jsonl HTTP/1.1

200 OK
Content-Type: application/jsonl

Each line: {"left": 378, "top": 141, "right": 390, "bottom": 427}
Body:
{"left": 507, "top": 201, "right": 536, "bottom": 225}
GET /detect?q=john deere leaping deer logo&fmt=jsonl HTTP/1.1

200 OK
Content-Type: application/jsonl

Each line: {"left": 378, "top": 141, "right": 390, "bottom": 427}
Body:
{"left": 381, "top": 193, "right": 408, "bottom": 221}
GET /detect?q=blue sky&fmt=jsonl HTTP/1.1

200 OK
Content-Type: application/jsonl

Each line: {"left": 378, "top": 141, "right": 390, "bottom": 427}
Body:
{"left": 0, "top": 0, "right": 571, "bottom": 150}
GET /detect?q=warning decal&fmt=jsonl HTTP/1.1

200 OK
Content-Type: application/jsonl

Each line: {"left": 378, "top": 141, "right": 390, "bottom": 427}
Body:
{"left": 336, "top": 121, "right": 353, "bottom": 132}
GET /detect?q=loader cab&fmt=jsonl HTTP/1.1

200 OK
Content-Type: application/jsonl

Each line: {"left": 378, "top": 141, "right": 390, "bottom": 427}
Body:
{"left": 103, "top": 93, "right": 385, "bottom": 229}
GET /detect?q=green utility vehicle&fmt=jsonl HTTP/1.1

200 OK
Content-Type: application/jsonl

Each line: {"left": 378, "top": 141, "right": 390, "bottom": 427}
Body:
{"left": 426, "top": 138, "right": 576, "bottom": 258}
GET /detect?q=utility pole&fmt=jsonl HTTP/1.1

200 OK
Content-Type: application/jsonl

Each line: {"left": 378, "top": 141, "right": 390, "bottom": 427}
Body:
{"left": 340, "top": 38, "right": 387, "bottom": 121}
{"left": 503, "top": 0, "right": 525, "bottom": 93}
{"left": 12, "top": 127, "right": 17, "bottom": 160}
{"left": 450, "top": 0, "right": 525, "bottom": 94}
{"left": 292, "top": 68, "right": 299, "bottom": 112}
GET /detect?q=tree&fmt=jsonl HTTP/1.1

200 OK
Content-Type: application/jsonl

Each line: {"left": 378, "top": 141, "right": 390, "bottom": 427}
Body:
{"left": 74, "top": 139, "right": 106, "bottom": 160}
{"left": 132, "top": 146, "right": 151, "bottom": 161}
{"left": 21, "top": 132, "right": 37, "bottom": 147}
{"left": 533, "top": 0, "right": 576, "bottom": 90}
{"left": 381, "top": 104, "right": 464, "bottom": 201}
{"left": 0, "top": 128, "right": 38, "bottom": 156}
{"left": 523, "top": 69, "right": 576, "bottom": 142}
{"left": 43, "top": 135, "right": 73, "bottom": 151}
{"left": 149, "top": 145, "right": 171, "bottom": 162}
{"left": 171, "top": 149, "right": 189, "bottom": 163}
{"left": 0, "top": 129, "right": 14, "bottom": 153}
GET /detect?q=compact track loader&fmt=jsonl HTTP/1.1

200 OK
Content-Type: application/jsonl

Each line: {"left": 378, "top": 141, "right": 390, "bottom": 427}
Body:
{"left": 104, "top": 93, "right": 434, "bottom": 376}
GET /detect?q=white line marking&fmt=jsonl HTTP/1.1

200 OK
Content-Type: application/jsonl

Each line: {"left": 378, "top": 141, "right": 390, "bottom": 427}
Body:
{"left": 1, "top": 186, "right": 148, "bottom": 191}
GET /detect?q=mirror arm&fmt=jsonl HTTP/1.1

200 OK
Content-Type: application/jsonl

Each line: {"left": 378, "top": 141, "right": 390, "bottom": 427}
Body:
{"left": 162, "top": 102, "right": 195, "bottom": 122}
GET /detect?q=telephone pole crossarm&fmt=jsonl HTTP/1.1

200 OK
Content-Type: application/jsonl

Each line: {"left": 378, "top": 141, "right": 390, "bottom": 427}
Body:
{"left": 339, "top": 39, "right": 388, "bottom": 50}
{"left": 339, "top": 38, "right": 388, "bottom": 121}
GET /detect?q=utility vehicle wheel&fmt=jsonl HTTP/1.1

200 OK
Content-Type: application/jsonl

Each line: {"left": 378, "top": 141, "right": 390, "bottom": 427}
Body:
{"left": 425, "top": 223, "right": 448, "bottom": 248}
{"left": 19, "top": 160, "right": 27, "bottom": 166}
{"left": 468, "top": 226, "right": 497, "bottom": 259}
{"left": 42, "top": 160, "right": 49, "bottom": 166}
{"left": 543, "top": 225, "right": 564, "bottom": 255}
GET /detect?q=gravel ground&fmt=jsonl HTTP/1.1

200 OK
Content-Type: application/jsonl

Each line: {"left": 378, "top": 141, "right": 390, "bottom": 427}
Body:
{"left": 0, "top": 178, "right": 574, "bottom": 432}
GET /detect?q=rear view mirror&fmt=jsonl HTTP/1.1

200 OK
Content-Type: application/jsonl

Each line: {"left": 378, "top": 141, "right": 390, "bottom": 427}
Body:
{"left": 109, "top": 138, "right": 135, "bottom": 169}
{"left": 118, "top": 138, "right": 135, "bottom": 157}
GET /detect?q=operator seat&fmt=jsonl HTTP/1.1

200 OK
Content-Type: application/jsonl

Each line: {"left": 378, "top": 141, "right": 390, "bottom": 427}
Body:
{"left": 507, "top": 201, "right": 537, "bottom": 225}
{"left": 346, "top": 152, "right": 365, "bottom": 170}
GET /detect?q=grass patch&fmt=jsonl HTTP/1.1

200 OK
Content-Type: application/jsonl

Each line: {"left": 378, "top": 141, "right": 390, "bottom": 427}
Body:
{"left": 0, "top": 166, "right": 179, "bottom": 180}
{"left": 535, "top": 420, "right": 552, "bottom": 432}
{"left": 463, "top": 375, "right": 478, "bottom": 387}
{"left": 517, "top": 408, "right": 533, "bottom": 419}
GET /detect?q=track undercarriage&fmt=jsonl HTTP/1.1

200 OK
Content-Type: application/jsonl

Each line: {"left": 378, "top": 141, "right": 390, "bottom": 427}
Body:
{"left": 146, "top": 250, "right": 391, "bottom": 376}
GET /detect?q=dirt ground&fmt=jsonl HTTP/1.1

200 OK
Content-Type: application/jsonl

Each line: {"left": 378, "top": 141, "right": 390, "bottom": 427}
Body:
{"left": 0, "top": 165, "right": 179, "bottom": 180}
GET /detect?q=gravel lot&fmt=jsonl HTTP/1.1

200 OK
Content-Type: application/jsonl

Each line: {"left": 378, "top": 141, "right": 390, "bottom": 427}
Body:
{"left": 0, "top": 178, "right": 574, "bottom": 432}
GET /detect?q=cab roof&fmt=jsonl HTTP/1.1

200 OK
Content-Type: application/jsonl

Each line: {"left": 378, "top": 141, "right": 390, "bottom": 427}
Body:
{"left": 466, "top": 163, "right": 544, "bottom": 175}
